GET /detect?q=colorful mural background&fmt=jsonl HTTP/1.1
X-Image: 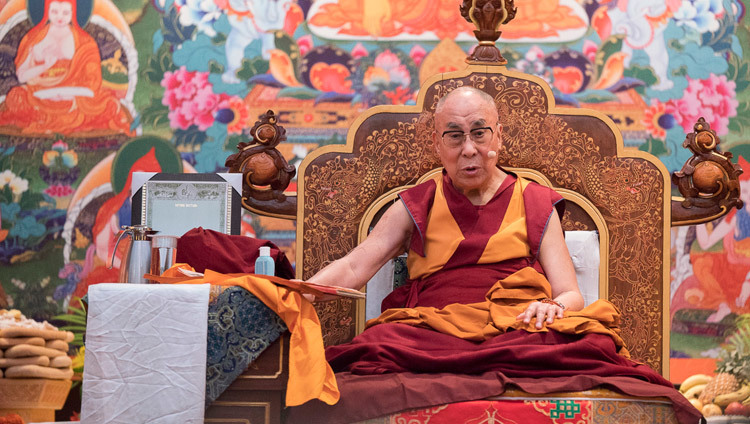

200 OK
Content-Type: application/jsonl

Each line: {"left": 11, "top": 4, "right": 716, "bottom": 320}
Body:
{"left": 0, "top": 0, "right": 748, "bottom": 382}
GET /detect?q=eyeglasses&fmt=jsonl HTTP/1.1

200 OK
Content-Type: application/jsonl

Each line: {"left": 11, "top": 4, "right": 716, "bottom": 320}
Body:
{"left": 441, "top": 127, "right": 494, "bottom": 149}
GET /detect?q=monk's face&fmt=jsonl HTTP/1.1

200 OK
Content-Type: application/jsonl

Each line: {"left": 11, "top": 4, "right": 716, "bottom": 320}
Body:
{"left": 432, "top": 90, "right": 503, "bottom": 195}
{"left": 48, "top": 1, "right": 73, "bottom": 27}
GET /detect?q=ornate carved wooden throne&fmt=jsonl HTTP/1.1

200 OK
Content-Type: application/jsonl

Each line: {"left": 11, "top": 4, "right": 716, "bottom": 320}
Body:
{"left": 214, "top": 1, "right": 743, "bottom": 422}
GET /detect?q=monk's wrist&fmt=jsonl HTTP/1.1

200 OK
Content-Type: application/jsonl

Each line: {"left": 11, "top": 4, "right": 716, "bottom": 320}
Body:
{"left": 540, "top": 298, "right": 565, "bottom": 310}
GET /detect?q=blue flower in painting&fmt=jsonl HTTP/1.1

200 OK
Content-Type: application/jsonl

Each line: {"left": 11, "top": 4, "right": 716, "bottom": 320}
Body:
{"left": 176, "top": 0, "right": 222, "bottom": 37}
{"left": 674, "top": 0, "right": 723, "bottom": 33}
{"left": 9, "top": 215, "right": 46, "bottom": 239}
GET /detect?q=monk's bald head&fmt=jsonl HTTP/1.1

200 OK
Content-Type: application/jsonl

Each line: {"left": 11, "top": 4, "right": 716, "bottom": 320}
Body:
{"left": 434, "top": 87, "right": 497, "bottom": 118}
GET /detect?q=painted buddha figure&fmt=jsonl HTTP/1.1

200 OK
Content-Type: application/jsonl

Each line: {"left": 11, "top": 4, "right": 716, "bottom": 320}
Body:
{"left": 0, "top": 0, "right": 133, "bottom": 136}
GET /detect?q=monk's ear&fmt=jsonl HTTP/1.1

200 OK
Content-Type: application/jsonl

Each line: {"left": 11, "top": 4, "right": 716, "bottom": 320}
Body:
{"left": 432, "top": 130, "right": 442, "bottom": 156}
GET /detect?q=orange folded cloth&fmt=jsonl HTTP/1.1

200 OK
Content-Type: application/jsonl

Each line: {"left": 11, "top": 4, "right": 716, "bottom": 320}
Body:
{"left": 153, "top": 264, "right": 339, "bottom": 407}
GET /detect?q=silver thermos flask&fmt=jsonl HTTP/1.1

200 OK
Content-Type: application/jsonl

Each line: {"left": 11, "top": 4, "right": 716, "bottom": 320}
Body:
{"left": 109, "top": 225, "right": 158, "bottom": 284}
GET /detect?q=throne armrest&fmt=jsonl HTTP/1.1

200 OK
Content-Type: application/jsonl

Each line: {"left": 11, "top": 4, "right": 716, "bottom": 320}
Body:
{"left": 671, "top": 117, "right": 744, "bottom": 226}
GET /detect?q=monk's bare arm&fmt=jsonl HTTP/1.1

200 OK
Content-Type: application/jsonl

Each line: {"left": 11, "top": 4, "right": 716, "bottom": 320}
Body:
{"left": 518, "top": 210, "right": 584, "bottom": 328}
{"left": 306, "top": 200, "right": 413, "bottom": 291}
{"left": 538, "top": 210, "right": 584, "bottom": 311}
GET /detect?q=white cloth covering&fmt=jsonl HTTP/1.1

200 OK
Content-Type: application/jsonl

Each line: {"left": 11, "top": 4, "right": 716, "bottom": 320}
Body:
{"left": 81, "top": 283, "right": 209, "bottom": 424}
{"left": 564, "top": 230, "right": 600, "bottom": 307}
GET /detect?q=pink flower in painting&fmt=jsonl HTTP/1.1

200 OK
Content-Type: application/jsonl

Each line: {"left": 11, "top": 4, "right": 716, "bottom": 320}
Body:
{"left": 184, "top": 86, "right": 218, "bottom": 130}
{"left": 374, "top": 50, "right": 401, "bottom": 70}
{"left": 524, "top": 45, "right": 545, "bottom": 62}
{"left": 373, "top": 50, "right": 410, "bottom": 87}
{"left": 409, "top": 45, "right": 426, "bottom": 66}
{"left": 350, "top": 42, "right": 368, "bottom": 60}
{"left": 44, "top": 184, "right": 74, "bottom": 197}
{"left": 298, "top": 35, "right": 313, "bottom": 57}
{"left": 162, "top": 67, "right": 198, "bottom": 101}
{"left": 666, "top": 74, "right": 738, "bottom": 136}
{"left": 582, "top": 40, "right": 598, "bottom": 63}
{"left": 161, "top": 66, "right": 224, "bottom": 130}
{"left": 168, "top": 109, "right": 192, "bottom": 130}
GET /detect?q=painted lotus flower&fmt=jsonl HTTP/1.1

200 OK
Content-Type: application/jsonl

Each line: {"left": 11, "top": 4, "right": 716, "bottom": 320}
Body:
{"left": 363, "top": 50, "right": 411, "bottom": 93}
{"left": 351, "top": 43, "right": 368, "bottom": 60}
{"left": 409, "top": 45, "right": 426, "bottom": 66}
{"left": 297, "top": 35, "right": 314, "bottom": 57}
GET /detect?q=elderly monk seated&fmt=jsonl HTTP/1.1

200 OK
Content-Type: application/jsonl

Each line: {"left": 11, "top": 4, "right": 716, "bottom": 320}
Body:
{"left": 287, "top": 87, "right": 699, "bottom": 423}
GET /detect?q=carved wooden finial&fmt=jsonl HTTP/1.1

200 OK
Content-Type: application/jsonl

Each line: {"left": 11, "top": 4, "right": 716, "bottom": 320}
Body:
{"left": 225, "top": 110, "right": 297, "bottom": 217}
{"left": 672, "top": 117, "right": 743, "bottom": 223}
{"left": 460, "top": 0, "right": 517, "bottom": 65}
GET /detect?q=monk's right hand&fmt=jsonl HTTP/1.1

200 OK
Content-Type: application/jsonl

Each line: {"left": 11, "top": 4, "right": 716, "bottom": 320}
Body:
{"left": 516, "top": 301, "right": 564, "bottom": 329}
{"left": 290, "top": 279, "right": 337, "bottom": 303}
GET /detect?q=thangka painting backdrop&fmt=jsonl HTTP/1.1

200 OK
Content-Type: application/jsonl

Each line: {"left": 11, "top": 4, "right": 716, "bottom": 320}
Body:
{"left": 0, "top": 0, "right": 748, "bottom": 379}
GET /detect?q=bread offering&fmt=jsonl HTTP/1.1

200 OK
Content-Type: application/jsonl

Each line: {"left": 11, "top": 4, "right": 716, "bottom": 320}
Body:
{"left": 0, "top": 309, "right": 73, "bottom": 380}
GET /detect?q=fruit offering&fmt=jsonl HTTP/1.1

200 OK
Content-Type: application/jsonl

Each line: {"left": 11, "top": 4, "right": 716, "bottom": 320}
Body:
{"left": 679, "top": 314, "right": 750, "bottom": 418}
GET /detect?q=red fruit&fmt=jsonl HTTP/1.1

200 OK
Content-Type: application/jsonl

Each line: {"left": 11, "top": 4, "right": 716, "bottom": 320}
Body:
{"left": 724, "top": 401, "right": 748, "bottom": 416}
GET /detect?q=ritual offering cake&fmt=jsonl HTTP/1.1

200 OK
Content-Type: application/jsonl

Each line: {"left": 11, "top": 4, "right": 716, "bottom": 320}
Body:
{"left": 0, "top": 309, "right": 74, "bottom": 422}
{"left": 0, "top": 309, "right": 74, "bottom": 380}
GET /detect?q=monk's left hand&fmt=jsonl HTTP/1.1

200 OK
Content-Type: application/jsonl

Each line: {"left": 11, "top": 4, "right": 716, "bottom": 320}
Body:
{"left": 517, "top": 301, "right": 564, "bottom": 329}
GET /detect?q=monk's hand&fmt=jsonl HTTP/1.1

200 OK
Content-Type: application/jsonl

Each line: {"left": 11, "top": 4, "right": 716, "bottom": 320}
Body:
{"left": 517, "top": 301, "right": 564, "bottom": 329}
{"left": 291, "top": 279, "right": 338, "bottom": 303}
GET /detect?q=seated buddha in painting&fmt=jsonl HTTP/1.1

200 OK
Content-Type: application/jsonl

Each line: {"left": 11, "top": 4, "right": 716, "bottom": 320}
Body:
{"left": 0, "top": 0, "right": 133, "bottom": 136}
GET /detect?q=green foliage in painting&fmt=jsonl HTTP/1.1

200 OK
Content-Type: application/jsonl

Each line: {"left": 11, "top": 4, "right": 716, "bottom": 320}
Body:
{"left": 594, "top": 35, "right": 625, "bottom": 82}
{"left": 236, "top": 57, "right": 270, "bottom": 81}
{"left": 623, "top": 64, "right": 658, "bottom": 96}
{"left": 140, "top": 97, "right": 170, "bottom": 129}
{"left": 144, "top": 43, "right": 175, "bottom": 85}
{"left": 639, "top": 137, "right": 669, "bottom": 157}
{"left": 161, "top": 5, "right": 195, "bottom": 46}
{"left": 174, "top": 127, "right": 209, "bottom": 149}
{"left": 278, "top": 86, "right": 321, "bottom": 99}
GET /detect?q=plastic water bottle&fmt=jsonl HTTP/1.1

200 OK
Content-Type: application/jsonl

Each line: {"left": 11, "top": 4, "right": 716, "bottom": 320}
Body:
{"left": 254, "top": 246, "right": 275, "bottom": 276}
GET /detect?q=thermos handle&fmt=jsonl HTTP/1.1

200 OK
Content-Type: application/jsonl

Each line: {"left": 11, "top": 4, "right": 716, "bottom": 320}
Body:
{"left": 108, "top": 229, "right": 131, "bottom": 269}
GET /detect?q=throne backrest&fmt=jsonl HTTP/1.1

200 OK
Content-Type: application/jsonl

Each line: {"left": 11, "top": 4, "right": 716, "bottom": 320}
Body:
{"left": 296, "top": 66, "right": 670, "bottom": 375}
